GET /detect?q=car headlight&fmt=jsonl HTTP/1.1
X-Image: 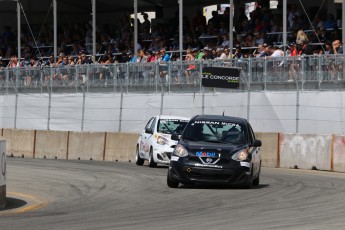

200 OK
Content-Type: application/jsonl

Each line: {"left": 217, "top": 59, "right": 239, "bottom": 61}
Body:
{"left": 173, "top": 144, "right": 188, "bottom": 157}
{"left": 231, "top": 149, "right": 248, "bottom": 161}
{"left": 157, "top": 136, "right": 169, "bottom": 145}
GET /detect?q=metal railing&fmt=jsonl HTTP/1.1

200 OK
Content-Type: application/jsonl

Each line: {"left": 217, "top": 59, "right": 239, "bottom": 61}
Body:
{"left": 0, "top": 54, "right": 344, "bottom": 94}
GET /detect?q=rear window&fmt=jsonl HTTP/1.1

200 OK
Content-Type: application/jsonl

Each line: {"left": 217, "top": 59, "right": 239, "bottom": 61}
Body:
{"left": 183, "top": 120, "right": 246, "bottom": 144}
{"left": 157, "top": 119, "right": 189, "bottom": 134}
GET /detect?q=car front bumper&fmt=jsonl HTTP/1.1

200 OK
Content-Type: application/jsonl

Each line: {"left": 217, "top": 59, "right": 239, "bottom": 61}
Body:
{"left": 169, "top": 159, "right": 252, "bottom": 185}
{"left": 152, "top": 145, "right": 175, "bottom": 164}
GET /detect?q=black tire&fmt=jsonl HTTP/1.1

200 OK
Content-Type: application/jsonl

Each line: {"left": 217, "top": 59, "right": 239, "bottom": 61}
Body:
{"left": 252, "top": 174, "right": 260, "bottom": 186}
{"left": 253, "top": 163, "right": 261, "bottom": 186}
{"left": 243, "top": 176, "right": 253, "bottom": 189}
{"left": 135, "top": 145, "right": 144, "bottom": 166}
{"left": 167, "top": 171, "right": 179, "bottom": 188}
{"left": 148, "top": 148, "right": 157, "bottom": 167}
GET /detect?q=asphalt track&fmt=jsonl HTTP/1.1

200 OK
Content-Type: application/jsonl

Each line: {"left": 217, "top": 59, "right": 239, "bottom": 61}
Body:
{"left": 1, "top": 158, "right": 345, "bottom": 230}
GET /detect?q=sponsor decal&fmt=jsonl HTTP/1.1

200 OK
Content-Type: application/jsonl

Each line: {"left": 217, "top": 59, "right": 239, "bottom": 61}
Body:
{"left": 194, "top": 163, "right": 223, "bottom": 169}
{"left": 195, "top": 151, "right": 218, "bottom": 158}
{"left": 240, "top": 162, "right": 250, "bottom": 168}
{"left": 206, "top": 158, "right": 213, "bottom": 163}
{"left": 161, "top": 119, "right": 188, "bottom": 123}
{"left": 171, "top": 156, "right": 179, "bottom": 161}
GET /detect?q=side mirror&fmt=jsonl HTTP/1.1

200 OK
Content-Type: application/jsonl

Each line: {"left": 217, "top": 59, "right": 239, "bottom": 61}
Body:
{"left": 171, "top": 134, "right": 181, "bottom": 141}
{"left": 145, "top": 127, "right": 153, "bottom": 134}
{"left": 252, "top": 139, "right": 262, "bottom": 147}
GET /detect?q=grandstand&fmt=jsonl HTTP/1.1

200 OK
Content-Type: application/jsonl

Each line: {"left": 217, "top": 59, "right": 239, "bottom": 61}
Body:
{"left": 0, "top": 0, "right": 344, "bottom": 135}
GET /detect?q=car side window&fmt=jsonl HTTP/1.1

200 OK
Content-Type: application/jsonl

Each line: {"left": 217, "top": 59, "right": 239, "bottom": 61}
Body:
{"left": 145, "top": 117, "right": 154, "bottom": 130}
{"left": 248, "top": 123, "right": 255, "bottom": 143}
{"left": 150, "top": 118, "right": 157, "bottom": 131}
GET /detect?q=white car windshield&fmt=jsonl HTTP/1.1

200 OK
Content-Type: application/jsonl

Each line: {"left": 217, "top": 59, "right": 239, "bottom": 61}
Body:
{"left": 157, "top": 119, "right": 188, "bottom": 135}
{"left": 183, "top": 120, "right": 247, "bottom": 144}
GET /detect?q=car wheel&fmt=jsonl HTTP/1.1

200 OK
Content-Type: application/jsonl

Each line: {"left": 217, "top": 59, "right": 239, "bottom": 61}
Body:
{"left": 252, "top": 174, "right": 260, "bottom": 186}
{"left": 167, "top": 171, "right": 179, "bottom": 188}
{"left": 148, "top": 148, "right": 157, "bottom": 167}
{"left": 135, "top": 145, "right": 145, "bottom": 166}
{"left": 253, "top": 163, "right": 261, "bottom": 186}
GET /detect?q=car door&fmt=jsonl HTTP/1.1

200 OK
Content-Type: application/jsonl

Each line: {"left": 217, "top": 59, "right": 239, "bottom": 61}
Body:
{"left": 139, "top": 117, "right": 155, "bottom": 159}
{"left": 141, "top": 117, "right": 157, "bottom": 159}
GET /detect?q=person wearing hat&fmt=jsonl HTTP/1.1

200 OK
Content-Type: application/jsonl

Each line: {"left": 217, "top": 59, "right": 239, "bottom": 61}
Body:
{"left": 202, "top": 47, "right": 213, "bottom": 60}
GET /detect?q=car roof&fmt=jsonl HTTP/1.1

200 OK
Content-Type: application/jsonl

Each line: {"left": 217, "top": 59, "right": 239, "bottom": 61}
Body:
{"left": 156, "top": 115, "right": 190, "bottom": 120}
{"left": 191, "top": 114, "right": 247, "bottom": 125}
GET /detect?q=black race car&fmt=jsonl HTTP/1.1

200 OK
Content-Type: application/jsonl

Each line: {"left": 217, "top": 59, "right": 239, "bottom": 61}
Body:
{"left": 167, "top": 114, "right": 262, "bottom": 188}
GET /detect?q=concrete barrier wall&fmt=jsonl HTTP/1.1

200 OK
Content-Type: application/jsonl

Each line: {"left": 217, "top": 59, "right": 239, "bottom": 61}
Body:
{"left": 2, "top": 129, "right": 35, "bottom": 158}
{"left": 280, "top": 134, "right": 332, "bottom": 171}
{"left": 105, "top": 133, "right": 138, "bottom": 162}
{"left": 256, "top": 133, "right": 279, "bottom": 168}
{"left": 333, "top": 135, "right": 345, "bottom": 173}
{"left": 0, "top": 139, "right": 6, "bottom": 209}
{"left": 35, "top": 130, "right": 69, "bottom": 160}
{"left": 2, "top": 128, "right": 345, "bottom": 174}
{"left": 68, "top": 132, "right": 106, "bottom": 161}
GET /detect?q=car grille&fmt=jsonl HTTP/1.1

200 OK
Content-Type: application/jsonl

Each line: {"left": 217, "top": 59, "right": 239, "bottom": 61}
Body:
{"left": 184, "top": 167, "right": 237, "bottom": 181}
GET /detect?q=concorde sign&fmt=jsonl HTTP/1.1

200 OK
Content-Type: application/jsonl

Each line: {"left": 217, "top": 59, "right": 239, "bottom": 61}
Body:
{"left": 202, "top": 66, "right": 241, "bottom": 89}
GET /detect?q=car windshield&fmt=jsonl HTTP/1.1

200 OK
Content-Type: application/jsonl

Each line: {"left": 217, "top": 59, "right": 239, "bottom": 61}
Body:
{"left": 183, "top": 120, "right": 247, "bottom": 144}
{"left": 157, "top": 119, "right": 189, "bottom": 135}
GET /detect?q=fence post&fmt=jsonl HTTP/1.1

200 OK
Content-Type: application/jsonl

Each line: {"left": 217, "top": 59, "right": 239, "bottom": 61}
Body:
{"left": 263, "top": 57, "right": 267, "bottom": 90}
{"left": 5, "top": 68, "right": 9, "bottom": 95}
{"left": 81, "top": 86, "right": 86, "bottom": 131}
{"left": 247, "top": 58, "right": 252, "bottom": 121}
{"left": 118, "top": 88, "right": 124, "bottom": 132}
{"left": 47, "top": 89, "right": 51, "bottom": 130}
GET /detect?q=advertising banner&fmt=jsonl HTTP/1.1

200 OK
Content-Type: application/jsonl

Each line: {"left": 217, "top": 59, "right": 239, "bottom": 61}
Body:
{"left": 202, "top": 67, "right": 240, "bottom": 89}
{"left": 0, "top": 141, "right": 6, "bottom": 186}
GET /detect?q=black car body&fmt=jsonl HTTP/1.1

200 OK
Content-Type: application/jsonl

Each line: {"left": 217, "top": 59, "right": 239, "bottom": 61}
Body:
{"left": 167, "top": 115, "right": 262, "bottom": 188}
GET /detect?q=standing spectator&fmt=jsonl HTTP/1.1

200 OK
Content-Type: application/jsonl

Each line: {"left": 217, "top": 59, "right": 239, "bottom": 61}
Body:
{"left": 141, "top": 13, "right": 151, "bottom": 33}
{"left": 184, "top": 48, "right": 196, "bottom": 84}
{"left": 287, "top": 4, "right": 301, "bottom": 30}
{"left": 296, "top": 28, "right": 309, "bottom": 45}
{"left": 323, "top": 14, "right": 336, "bottom": 30}
{"left": 159, "top": 48, "right": 170, "bottom": 82}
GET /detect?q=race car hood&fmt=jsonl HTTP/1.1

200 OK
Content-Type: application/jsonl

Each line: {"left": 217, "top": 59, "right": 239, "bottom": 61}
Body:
{"left": 181, "top": 140, "right": 247, "bottom": 155}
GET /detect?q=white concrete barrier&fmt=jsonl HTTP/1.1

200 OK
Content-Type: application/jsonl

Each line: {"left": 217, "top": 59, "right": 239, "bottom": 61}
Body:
{"left": 256, "top": 133, "right": 279, "bottom": 168}
{"left": 35, "top": 130, "right": 69, "bottom": 160}
{"left": 0, "top": 139, "right": 6, "bottom": 209}
{"left": 105, "top": 133, "right": 138, "bottom": 162}
{"left": 2, "top": 129, "right": 35, "bottom": 158}
{"left": 68, "top": 132, "right": 106, "bottom": 161}
{"left": 280, "top": 134, "right": 332, "bottom": 171}
{"left": 333, "top": 135, "right": 345, "bottom": 172}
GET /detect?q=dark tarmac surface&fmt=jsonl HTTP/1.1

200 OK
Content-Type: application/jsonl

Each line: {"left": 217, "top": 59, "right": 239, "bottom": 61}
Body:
{"left": 1, "top": 158, "right": 345, "bottom": 230}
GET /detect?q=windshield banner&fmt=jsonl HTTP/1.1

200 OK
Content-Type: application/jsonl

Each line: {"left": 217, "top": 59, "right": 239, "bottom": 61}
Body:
{"left": 202, "top": 67, "right": 240, "bottom": 89}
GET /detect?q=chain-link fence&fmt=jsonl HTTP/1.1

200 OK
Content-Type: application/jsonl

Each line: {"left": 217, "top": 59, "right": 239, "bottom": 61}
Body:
{"left": 1, "top": 55, "right": 344, "bottom": 94}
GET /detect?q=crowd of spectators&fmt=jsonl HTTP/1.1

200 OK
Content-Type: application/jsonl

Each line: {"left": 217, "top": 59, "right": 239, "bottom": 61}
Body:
{"left": 0, "top": 2, "right": 343, "bottom": 70}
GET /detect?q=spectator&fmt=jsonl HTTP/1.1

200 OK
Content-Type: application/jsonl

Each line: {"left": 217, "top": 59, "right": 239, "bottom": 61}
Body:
{"left": 296, "top": 28, "right": 309, "bottom": 45}
{"left": 287, "top": 4, "right": 301, "bottom": 30}
{"left": 141, "top": 13, "right": 151, "bottom": 33}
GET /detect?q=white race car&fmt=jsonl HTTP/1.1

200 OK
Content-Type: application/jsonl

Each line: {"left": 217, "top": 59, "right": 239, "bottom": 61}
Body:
{"left": 136, "top": 115, "right": 190, "bottom": 167}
